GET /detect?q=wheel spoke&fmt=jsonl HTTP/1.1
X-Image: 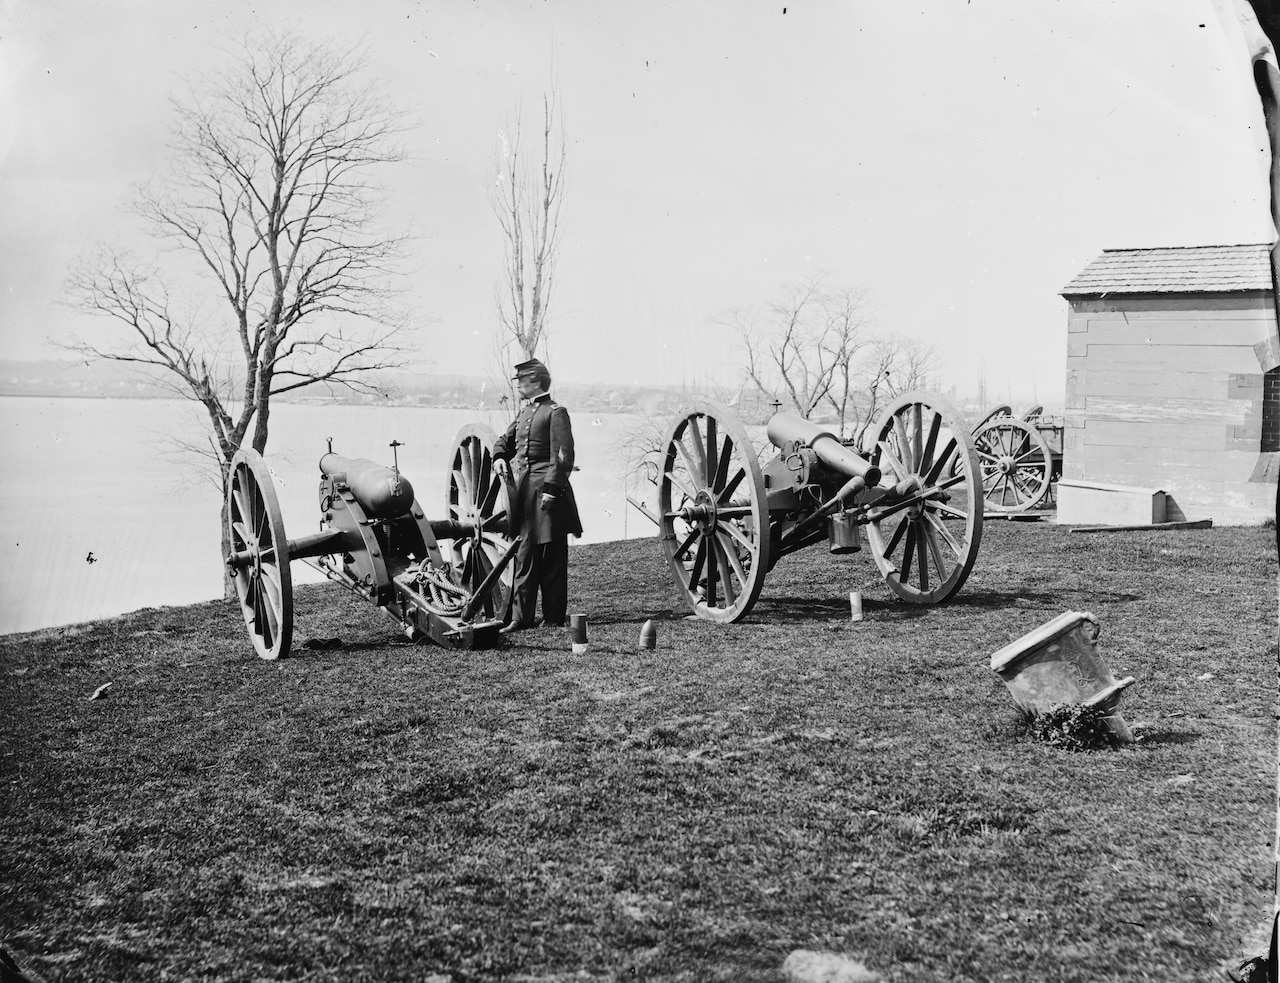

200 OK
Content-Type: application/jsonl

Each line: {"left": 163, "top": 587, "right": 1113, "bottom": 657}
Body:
{"left": 704, "top": 537, "right": 718, "bottom": 607}
{"left": 930, "top": 500, "right": 973, "bottom": 522}
{"left": 705, "top": 416, "right": 718, "bottom": 487}
{"left": 673, "top": 437, "right": 704, "bottom": 492}
{"left": 232, "top": 484, "right": 256, "bottom": 546}
{"left": 475, "top": 544, "right": 498, "bottom": 616}
{"left": 1010, "top": 470, "right": 1039, "bottom": 498}
{"left": 712, "top": 434, "right": 734, "bottom": 493}
{"left": 720, "top": 518, "right": 757, "bottom": 559}
{"left": 686, "top": 417, "right": 709, "bottom": 482}
{"left": 460, "top": 544, "right": 474, "bottom": 586}
{"left": 923, "top": 437, "right": 958, "bottom": 485}
{"left": 470, "top": 542, "right": 494, "bottom": 593}
{"left": 718, "top": 466, "right": 745, "bottom": 504}
{"left": 1010, "top": 445, "right": 1043, "bottom": 466}
{"left": 923, "top": 508, "right": 965, "bottom": 558}
{"left": 883, "top": 514, "right": 909, "bottom": 560}
{"left": 711, "top": 536, "right": 737, "bottom": 605}
{"left": 686, "top": 536, "right": 708, "bottom": 595}
{"left": 910, "top": 404, "right": 923, "bottom": 471}
{"left": 715, "top": 529, "right": 748, "bottom": 589}
{"left": 259, "top": 563, "right": 284, "bottom": 609}
{"left": 915, "top": 523, "right": 929, "bottom": 591}
{"left": 477, "top": 445, "right": 492, "bottom": 501}
{"left": 249, "top": 576, "right": 265, "bottom": 639}
{"left": 468, "top": 440, "right": 483, "bottom": 499}
{"left": 255, "top": 574, "right": 279, "bottom": 642}
{"left": 922, "top": 517, "right": 950, "bottom": 577}
{"left": 231, "top": 519, "right": 253, "bottom": 551}
{"left": 248, "top": 481, "right": 262, "bottom": 544}
{"left": 230, "top": 478, "right": 250, "bottom": 525}
{"left": 935, "top": 472, "right": 970, "bottom": 493}
{"left": 673, "top": 528, "right": 698, "bottom": 562}
{"left": 893, "top": 415, "right": 913, "bottom": 473}
{"left": 875, "top": 441, "right": 909, "bottom": 484}
{"left": 900, "top": 523, "right": 916, "bottom": 582}
{"left": 452, "top": 467, "right": 472, "bottom": 508}
{"left": 919, "top": 411, "right": 941, "bottom": 474}
{"left": 664, "top": 469, "right": 699, "bottom": 503}
{"left": 479, "top": 474, "right": 502, "bottom": 516}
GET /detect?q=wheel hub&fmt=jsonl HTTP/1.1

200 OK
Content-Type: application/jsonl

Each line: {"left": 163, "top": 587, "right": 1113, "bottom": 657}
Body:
{"left": 997, "top": 455, "right": 1016, "bottom": 475}
{"left": 679, "top": 489, "right": 718, "bottom": 529}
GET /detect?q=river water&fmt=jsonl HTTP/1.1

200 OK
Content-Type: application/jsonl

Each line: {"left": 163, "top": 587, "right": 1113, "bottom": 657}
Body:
{"left": 0, "top": 396, "right": 655, "bottom": 634}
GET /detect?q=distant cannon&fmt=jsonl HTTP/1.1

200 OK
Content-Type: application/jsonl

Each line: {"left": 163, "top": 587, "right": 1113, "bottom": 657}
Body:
{"left": 629, "top": 392, "right": 984, "bottom": 623}
{"left": 224, "top": 426, "right": 516, "bottom": 659}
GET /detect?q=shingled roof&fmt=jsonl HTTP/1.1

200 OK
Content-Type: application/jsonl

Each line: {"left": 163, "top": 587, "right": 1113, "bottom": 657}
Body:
{"left": 1060, "top": 244, "right": 1273, "bottom": 296}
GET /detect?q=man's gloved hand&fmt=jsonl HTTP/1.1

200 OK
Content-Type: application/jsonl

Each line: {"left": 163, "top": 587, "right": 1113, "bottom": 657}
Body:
{"left": 493, "top": 458, "right": 510, "bottom": 478}
{"left": 539, "top": 492, "right": 556, "bottom": 512}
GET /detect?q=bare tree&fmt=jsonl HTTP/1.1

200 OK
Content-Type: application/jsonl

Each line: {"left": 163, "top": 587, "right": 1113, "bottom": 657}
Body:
{"left": 817, "top": 283, "right": 875, "bottom": 435}
{"left": 848, "top": 336, "right": 940, "bottom": 450}
{"left": 491, "top": 91, "right": 568, "bottom": 383}
{"left": 724, "top": 275, "right": 877, "bottom": 430}
{"left": 722, "top": 275, "right": 842, "bottom": 419}
{"left": 65, "top": 32, "right": 413, "bottom": 586}
{"left": 723, "top": 275, "right": 941, "bottom": 449}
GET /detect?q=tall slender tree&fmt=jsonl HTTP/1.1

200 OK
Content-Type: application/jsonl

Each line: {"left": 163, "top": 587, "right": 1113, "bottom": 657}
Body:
{"left": 490, "top": 92, "right": 568, "bottom": 375}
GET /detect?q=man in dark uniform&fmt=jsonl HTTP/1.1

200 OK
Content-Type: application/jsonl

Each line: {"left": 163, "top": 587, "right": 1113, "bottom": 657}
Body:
{"left": 493, "top": 358, "right": 583, "bottom": 632}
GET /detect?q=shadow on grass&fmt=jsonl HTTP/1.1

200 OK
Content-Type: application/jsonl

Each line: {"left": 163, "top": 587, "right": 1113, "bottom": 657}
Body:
{"left": 1135, "top": 729, "right": 1203, "bottom": 748}
{"left": 943, "top": 588, "right": 1144, "bottom": 608}
{"left": 292, "top": 638, "right": 406, "bottom": 656}
{"left": 587, "top": 606, "right": 687, "bottom": 627}
{"left": 751, "top": 590, "right": 1070, "bottom": 622}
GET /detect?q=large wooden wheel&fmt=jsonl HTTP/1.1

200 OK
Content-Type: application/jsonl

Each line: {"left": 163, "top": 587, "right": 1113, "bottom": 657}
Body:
{"left": 972, "top": 416, "right": 1054, "bottom": 512}
{"left": 866, "top": 392, "right": 983, "bottom": 604}
{"left": 226, "top": 447, "right": 293, "bottom": 660}
{"left": 445, "top": 424, "right": 516, "bottom": 622}
{"left": 659, "top": 401, "right": 770, "bottom": 623}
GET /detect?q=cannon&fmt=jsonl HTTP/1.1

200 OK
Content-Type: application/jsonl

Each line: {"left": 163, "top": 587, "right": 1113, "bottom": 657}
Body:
{"left": 970, "top": 405, "right": 1063, "bottom": 512}
{"left": 224, "top": 425, "right": 517, "bottom": 659}
{"left": 630, "top": 391, "right": 984, "bottom": 623}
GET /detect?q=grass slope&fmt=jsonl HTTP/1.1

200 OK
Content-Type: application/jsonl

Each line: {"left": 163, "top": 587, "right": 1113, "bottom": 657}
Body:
{"left": 1, "top": 523, "right": 1275, "bottom": 983}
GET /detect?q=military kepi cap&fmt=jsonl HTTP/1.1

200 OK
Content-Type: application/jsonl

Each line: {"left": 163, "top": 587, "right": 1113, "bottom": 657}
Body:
{"left": 512, "top": 358, "right": 547, "bottom": 380}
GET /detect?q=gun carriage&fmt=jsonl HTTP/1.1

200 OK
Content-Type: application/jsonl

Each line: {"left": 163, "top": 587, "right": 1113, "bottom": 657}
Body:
{"left": 224, "top": 426, "right": 516, "bottom": 659}
{"left": 631, "top": 392, "right": 985, "bottom": 623}
{"left": 970, "top": 405, "right": 1064, "bottom": 513}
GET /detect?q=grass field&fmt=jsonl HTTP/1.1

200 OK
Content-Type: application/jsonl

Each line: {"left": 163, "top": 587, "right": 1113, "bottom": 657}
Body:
{"left": 1, "top": 521, "right": 1275, "bottom": 983}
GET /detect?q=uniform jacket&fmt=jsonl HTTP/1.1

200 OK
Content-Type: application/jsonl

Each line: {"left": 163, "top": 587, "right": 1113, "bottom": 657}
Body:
{"left": 493, "top": 394, "right": 584, "bottom": 543}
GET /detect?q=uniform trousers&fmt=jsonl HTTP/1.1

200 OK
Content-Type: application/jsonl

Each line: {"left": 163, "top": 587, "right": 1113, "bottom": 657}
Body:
{"left": 510, "top": 534, "right": 569, "bottom": 627}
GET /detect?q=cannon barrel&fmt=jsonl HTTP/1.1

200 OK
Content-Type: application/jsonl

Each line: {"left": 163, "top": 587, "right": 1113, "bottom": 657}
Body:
{"left": 766, "top": 412, "right": 881, "bottom": 488}
{"left": 319, "top": 452, "right": 416, "bottom": 520}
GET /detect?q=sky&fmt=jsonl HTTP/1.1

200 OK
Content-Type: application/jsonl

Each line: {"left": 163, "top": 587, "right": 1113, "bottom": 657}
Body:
{"left": 1, "top": 0, "right": 1275, "bottom": 405}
